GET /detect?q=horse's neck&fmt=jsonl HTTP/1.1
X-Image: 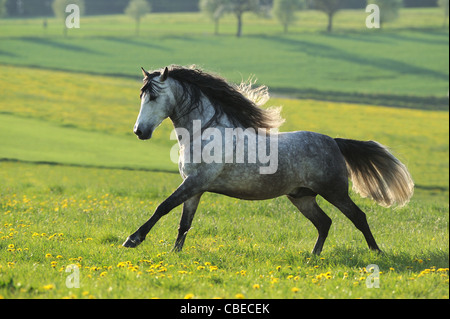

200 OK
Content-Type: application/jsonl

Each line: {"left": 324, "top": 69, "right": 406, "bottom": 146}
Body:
{"left": 170, "top": 95, "right": 226, "bottom": 134}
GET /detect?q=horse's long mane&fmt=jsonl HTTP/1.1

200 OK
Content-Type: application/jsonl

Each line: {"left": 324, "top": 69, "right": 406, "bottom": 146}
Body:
{"left": 142, "top": 65, "right": 284, "bottom": 130}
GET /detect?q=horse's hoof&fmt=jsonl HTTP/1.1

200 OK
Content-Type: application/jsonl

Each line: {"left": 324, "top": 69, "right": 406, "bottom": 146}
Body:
{"left": 122, "top": 237, "right": 141, "bottom": 248}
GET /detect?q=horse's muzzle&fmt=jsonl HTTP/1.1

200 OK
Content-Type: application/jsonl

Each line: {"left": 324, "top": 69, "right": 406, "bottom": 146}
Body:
{"left": 134, "top": 126, "right": 152, "bottom": 140}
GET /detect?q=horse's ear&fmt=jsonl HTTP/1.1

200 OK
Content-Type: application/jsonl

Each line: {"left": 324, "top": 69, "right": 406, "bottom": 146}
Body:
{"left": 160, "top": 67, "right": 169, "bottom": 82}
{"left": 141, "top": 67, "right": 150, "bottom": 78}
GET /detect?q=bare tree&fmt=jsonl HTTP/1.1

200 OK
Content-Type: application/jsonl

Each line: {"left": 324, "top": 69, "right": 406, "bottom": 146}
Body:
{"left": 0, "top": 0, "right": 7, "bottom": 18}
{"left": 310, "top": 0, "right": 344, "bottom": 32}
{"left": 200, "top": 0, "right": 227, "bottom": 35}
{"left": 438, "top": 0, "right": 449, "bottom": 28}
{"left": 52, "top": 0, "right": 85, "bottom": 37}
{"left": 224, "top": 0, "right": 261, "bottom": 37}
{"left": 370, "top": 0, "right": 403, "bottom": 29}
{"left": 273, "top": 0, "right": 306, "bottom": 33}
{"left": 125, "top": 0, "right": 151, "bottom": 36}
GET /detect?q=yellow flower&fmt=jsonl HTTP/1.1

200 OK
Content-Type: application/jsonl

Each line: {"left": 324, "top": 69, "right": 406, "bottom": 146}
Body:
{"left": 253, "top": 284, "right": 260, "bottom": 289}
{"left": 235, "top": 293, "right": 245, "bottom": 299}
{"left": 270, "top": 277, "right": 279, "bottom": 284}
{"left": 291, "top": 287, "right": 300, "bottom": 293}
{"left": 184, "top": 293, "right": 195, "bottom": 299}
{"left": 42, "top": 284, "right": 55, "bottom": 290}
{"left": 8, "top": 244, "right": 14, "bottom": 249}
{"left": 45, "top": 253, "right": 52, "bottom": 258}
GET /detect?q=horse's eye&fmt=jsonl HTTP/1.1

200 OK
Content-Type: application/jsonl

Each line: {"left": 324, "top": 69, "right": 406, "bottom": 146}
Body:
{"left": 149, "top": 95, "right": 158, "bottom": 101}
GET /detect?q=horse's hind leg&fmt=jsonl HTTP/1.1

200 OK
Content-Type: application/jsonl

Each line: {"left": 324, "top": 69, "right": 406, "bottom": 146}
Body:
{"left": 288, "top": 195, "right": 332, "bottom": 255}
{"left": 325, "top": 194, "right": 381, "bottom": 253}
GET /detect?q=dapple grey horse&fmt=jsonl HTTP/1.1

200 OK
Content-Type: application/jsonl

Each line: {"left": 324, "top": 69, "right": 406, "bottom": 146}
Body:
{"left": 123, "top": 65, "right": 414, "bottom": 255}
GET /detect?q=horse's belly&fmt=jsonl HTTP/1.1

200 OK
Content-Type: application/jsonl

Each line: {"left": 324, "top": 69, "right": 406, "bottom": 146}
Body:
{"left": 207, "top": 169, "right": 292, "bottom": 200}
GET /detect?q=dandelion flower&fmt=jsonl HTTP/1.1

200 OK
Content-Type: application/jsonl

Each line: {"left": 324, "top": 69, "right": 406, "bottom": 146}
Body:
{"left": 235, "top": 293, "right": 245, "bottom": 299}
{"left": 42, "top": 284, "right": 55, "bottom": 290}
{"left": 253, "top": 284, "right": 260, "bottom": 289}
{"left": 291, "top": 287, "right": 300, "bottom": 293}
{"left": 184, "top": 293, "right": 194, "bottom": 299}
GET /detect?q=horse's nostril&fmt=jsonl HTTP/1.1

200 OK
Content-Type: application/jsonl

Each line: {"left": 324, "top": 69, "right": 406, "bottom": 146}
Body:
{"left": 134, "top": 129, "right": 142, "bottom": 137}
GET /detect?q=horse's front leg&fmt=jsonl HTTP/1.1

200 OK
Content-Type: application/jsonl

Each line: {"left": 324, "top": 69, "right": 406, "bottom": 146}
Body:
{"left": 173, "top": 193, "right": 203, "bottom": 252}
{"left": 122, "top": 176, "right": 204, "bottom": 248}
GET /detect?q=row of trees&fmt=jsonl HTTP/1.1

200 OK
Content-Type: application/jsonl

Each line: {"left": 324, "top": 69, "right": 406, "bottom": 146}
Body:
{"left": 0, "top": 0, "right": 199, "bottom": 17}
{"left": 201, "top": 0, "right": 449, "bottom": 35}
{"left": 2, "top": 0, "right": 448, "bottom": 35}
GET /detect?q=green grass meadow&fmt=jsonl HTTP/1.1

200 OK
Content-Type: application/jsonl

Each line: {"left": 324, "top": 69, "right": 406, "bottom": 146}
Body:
{"left": 0, "top": 8, "right": 448, "bottom": 300}
{"left": 1, "top": 9, "right": 448, "bottom": 108}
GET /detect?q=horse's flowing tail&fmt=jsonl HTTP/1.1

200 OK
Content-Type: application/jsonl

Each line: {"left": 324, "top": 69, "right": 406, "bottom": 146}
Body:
{"left": 335, "top": 138, "right": 414, "bottom": 208}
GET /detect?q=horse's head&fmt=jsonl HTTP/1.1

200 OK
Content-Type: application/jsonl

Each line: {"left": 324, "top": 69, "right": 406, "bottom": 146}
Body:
{"left": 134, "top": 67, "right": 174, "bottom": 140}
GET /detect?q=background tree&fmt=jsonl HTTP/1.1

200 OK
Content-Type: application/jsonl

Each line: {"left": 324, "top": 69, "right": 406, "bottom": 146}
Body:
{"left": 310, "top": 0, "right": 344, "bottom": 32}
{"left": 200, "top": 0, "right": 226, "bottom": 35}
{"left": 273, "top": 0, "right": 306, "bottom": 33}
{"left": 52, "top": 0, "right": 85, "bottom": 37}
{"left": 438, "top": 0, "right": 449, "bottom": 28}
{"left": 125, "top": 0, "right": 151, "bottom": 36}
{"left": 369, "top": 0, "right": 403, "bottom": 28}
{"left": 0, "top": 0, "right": 7, "bottom": 18}
{"left": 224, "top": 0, "right": 262, "bottom": 37}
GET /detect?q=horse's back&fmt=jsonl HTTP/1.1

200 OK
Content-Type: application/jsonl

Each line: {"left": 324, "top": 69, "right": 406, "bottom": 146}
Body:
{"left": 205, "top": 131, "right": 348, "bottom": 200}
{"left": 278, "top": 131, "right": 348, "bottom": 190}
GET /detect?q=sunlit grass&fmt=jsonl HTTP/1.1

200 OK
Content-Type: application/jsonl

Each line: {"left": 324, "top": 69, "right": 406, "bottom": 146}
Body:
{"left": 0, "top": 162, "right": 448, "bottom": 299}
{"left": 1, "top": 65, "right": 448, "bottom": 191}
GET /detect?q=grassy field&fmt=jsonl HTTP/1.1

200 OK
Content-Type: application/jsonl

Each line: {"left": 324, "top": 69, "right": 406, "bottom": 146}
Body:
{"left": 0, "top": 9, "right": 448, "bottom": 108}
{"left": 1, "top": 65, "right": 448, "bottom": 191}
{"left": 0, "top": 67, "right": 448, "bottom": 299}
{"left": 0, "top": 8, "right": 448, "bottom": 300}
{"left": 0, "top": 162, "right": 448, "bottom": 299}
